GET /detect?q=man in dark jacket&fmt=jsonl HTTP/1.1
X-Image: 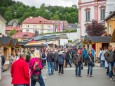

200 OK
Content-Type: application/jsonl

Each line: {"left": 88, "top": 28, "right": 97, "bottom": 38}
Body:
{"left": 65, "top": 50, "right": 72, "bottom": 67}
{"left": 47, "top": 50, "right": 54, "bottom": 75}
{"left": 104, "top": 45, "right": 114, "bottom": 80}
{"left": 54, "top": 50, "right": 59, "bottom": 71}
{"left": 58, "top": 51, "right": 64, "bottom": 75}
{"left": 0, "top": 52, "right": 5, "bottom": 72}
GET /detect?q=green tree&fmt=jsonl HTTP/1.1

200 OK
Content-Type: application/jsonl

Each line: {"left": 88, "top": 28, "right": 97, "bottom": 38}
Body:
{"left": 0, "top": 0, "right": 78, "bottom": 23}
{"left": 51, "top": 15, "right": 59, "bottom": 20}
{"left": 8, "top": 29, "right": 17, "bottom": 37}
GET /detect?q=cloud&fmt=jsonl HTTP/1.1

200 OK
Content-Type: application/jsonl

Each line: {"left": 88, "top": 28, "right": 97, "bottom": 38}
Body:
{"left": 14, "top": 0, "right": 78, "bottom": 7}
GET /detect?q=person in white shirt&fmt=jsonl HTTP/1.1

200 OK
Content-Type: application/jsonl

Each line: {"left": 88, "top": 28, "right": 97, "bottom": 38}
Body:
{"left": 98, "top": 48, "right": 103, "bottom": 67}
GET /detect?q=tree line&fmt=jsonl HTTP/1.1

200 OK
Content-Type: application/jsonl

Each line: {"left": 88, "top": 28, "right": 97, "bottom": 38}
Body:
{"left": 0, "top": 0, "right": 78, "bottom": 24}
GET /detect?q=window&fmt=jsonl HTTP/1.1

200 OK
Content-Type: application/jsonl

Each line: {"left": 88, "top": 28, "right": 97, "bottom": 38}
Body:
{"left": 33, "top": 25, "right": 36, "bottom": 28}
{"left": 26, "top": 25, "right": 29, "bottom": 28}
{"left": 100, "top": 8, "right": 105, "bottom": 20}
{"left": 26, "top": 29, "right": 29, "bottom": 32}
{"left": 86, "top": 10, "right": 90, "bottom": 22}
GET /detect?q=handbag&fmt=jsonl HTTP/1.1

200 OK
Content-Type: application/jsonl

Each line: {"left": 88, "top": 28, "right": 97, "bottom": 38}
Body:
{"left": 31, "top": 74, "right": 40, "bottom": 81}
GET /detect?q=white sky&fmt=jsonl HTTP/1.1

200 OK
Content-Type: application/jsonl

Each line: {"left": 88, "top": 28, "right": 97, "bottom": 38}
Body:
{"left": 14, "top": 0, "right": 78, "bottom": 7}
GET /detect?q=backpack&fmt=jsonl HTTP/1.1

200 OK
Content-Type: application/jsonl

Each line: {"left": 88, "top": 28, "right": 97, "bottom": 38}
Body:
{"left": 33, "top": 59, "right": 41, "bottom": 72}
{"left": 58, "top": 55, "right": 64, "bottom": 64}
{"left": 31, "top": 58, "right": 41, "bottom": 81}
{"left": 42, "top": 53, "right": 46, "bottom": 58}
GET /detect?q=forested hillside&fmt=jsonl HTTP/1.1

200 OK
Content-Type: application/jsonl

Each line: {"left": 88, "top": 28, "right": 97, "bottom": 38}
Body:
{"left": 0, "top": 0, "right": 78, "bottom": 23}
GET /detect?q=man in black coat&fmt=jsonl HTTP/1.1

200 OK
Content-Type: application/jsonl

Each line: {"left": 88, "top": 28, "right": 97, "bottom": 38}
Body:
{"left": 0, "top": 52, "right": 5, "bottom": 72}
{"left": 54, "top": 50, "right": 59, "bottom": 71}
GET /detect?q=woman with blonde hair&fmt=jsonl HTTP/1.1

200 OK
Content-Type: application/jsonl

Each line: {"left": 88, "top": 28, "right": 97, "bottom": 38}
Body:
{"left": 29, "top": 48, "right": 45, "bottom": 86}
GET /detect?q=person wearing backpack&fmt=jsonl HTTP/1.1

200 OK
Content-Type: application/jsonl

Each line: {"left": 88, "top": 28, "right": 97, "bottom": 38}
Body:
{"left": 58, "top": 51, "right": 64, "bottom": 75}
{"left": 29, "top": 49, "right": 45, "bottom": 86}
{"left": 104, "top": 45, "right": 114, "bottom": 80}
{"left": 87, "top": 50, "right": 94, "bottom": 77}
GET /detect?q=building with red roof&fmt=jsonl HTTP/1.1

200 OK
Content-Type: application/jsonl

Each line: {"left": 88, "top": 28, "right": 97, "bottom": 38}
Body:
{"left": 12, "top": 32, "right": 34, "bottom": 42}
{"left": 5, "top": 26, "right": 22, "bottom": 34}
{"left": 22, "top": 16, "right": 68, "bottom": 34}
{"left": 22, "top": 16, "right": 54, "bottom": 34}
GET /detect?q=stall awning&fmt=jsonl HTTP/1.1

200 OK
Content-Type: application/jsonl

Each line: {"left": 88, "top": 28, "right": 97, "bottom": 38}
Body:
{"left": 89, "top": 36, "right": 111, "bottom": 43}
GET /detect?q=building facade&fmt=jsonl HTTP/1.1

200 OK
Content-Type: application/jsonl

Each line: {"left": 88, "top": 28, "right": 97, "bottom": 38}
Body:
{"left": 105, "top": 12, "right": 115, "bottom": 47}
{"left": 78, "top": 0, "right": 106, "bottom": 37}
{"left": 22, "top": 16, "right": 68, "bottom": 34}
{"left": 22, "top": 16, "right": 54, "bottom": 34}
{"left": 0, "top": 15, "right": 6, "bottom": 35}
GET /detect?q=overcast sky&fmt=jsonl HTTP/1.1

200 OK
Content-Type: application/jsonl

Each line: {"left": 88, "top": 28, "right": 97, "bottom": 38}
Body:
{"left": 14, "top": 0, "right": 78, "bottom": 7}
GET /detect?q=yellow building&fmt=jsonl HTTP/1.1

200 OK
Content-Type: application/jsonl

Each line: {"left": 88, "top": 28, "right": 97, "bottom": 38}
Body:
{"left": 105, "top": 11, "right": 115, "bottom": 47}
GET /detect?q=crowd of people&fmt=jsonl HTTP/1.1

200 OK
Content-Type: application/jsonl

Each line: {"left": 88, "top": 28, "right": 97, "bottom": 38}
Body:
{"left": 0, "top": 45, "right": 115, "bottom": 86}
{"left": 98, "top": 45, "right": 115, "bottom": 81}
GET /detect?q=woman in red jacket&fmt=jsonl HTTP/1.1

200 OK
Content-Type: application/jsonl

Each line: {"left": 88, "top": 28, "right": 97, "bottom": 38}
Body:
{"left": 11, "top": 53, "right": 30, "bottom": 86}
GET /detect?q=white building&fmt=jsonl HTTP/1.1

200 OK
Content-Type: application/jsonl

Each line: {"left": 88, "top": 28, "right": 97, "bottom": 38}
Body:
{"left": 22, "top": 16, "right": 54, "bottom": 34}
{"left": 78, "top": 0, "right": 106, "bottom": 37}
{"left": 0, "top": 15, "right": 6, "bottom": 35}
{"left": 22, "top": 16, "right": 68, "bottom": 34}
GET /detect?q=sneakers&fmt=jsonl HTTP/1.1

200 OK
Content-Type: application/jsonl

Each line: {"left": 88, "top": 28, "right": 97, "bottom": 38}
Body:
{"left": 110, "top": 78, "right": 113, "bottom": 80}
{"left": 90, "top": 75, "right": 93, "bottom": 77}
{"left": 59, "top": 73, "right": 61, "bottom": 75}
{"left": 78, "top": 75, "right": 82, "bottom": 77}
{"left": 87, "top": 74, "right": 93, "bottom": 77}
{"left": 76, "top": 75, "right": 82, "bottom": 77}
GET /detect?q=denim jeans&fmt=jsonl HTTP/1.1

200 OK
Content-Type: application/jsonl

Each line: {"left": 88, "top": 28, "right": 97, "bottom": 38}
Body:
{"left": 66, "top": 60, "right": 72, "bottom": 67}
{"left": 101, "top": 60, "right": 105, "bottom": 68}
{"left": 108, "top": 62, "right": 114, "bottom": 78}
{"left": 75, "top": 62, "right": 82, "bottom": 76}
{"left": 47, "top": 62, "right": 54, "bottom": 75}
{"left": 31, "top": 74, "right": 45, "bottom": 86}
{"left": 87, "top": 63, "right": 93, "bottom": 75}
{"left": 54, "top": 61, "right": 58, "bottom": 71}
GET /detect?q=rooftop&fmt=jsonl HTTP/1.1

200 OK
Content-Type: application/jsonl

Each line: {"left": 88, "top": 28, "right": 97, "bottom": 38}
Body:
{"left": 22, "top": 16, "right": 53, "bottom": 24}
{"left": 5, "top": 26, "right": 22, "bottom": 31}
{"left": 12, "top": 32, "right": 35, "bottom": 39}
{"left": 105, "top": 11, "right": 115, "bottom": 21}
